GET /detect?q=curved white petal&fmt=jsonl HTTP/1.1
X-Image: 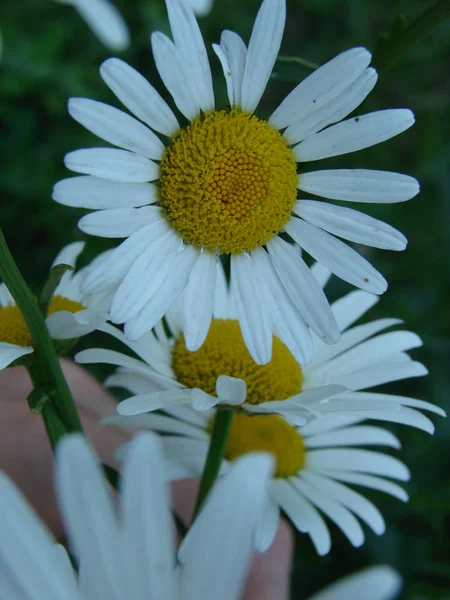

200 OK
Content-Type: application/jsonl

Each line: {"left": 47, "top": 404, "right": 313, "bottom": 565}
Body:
{"left": 183, "top": 251, "right": 216, "bottom": 351}
{"left": 305, "top": 425, "right": 400, "bottom": 450}
{"left": 0, "top": 343, "right": 33, "bottom": 369}
{"left": 46, "top": 309, "right": 106, "bottom": 340}
{"left": 100, "top": 58, "right": 179, "bottom": 136}
{"left": 65, "top": 148, "right": 159, "bottom": 182}
{"left": 213, "top": 30, "right": 247, "bottom": 106}
{"left": 321, "top": 470, "right": 408, "bottom": 502}
{"left": 308, "top": 566, "right": 401, "bottom": 600}
{"left": 78, "top": 206, "right": 161, "bottom": 238}
{"left": 51, "top": 241, "right": 85, "bottom": 269}
{"left": 68, "top": 98, "right": 165, "bottom": 160}
{"left": 216, "top": 375, "right": 247, "bottom": 406}
{"left": 254, "top": 496, "right": 280, "bottom": 552}
{"left": 298, "top": 169, "right": 420, "bottom": 203}
{"left": 270, "top": 47, "right": 372, "bottom": 130}
{"left": 165, "top": 0, "right": 214, "bottom": 112}
{"left": 295, "top": 200, "right": 407, "bottom": 250}
{"left": 117, "top": 389, "right": 194, "bottom": 416}
{"left": 286, "top": 218, "right": 387, "bottom": 294}
{"left": 295, "top": 109, "right": 415, "bottom": 162}
{"left": 240, "top": 0, "right": 285, "bottom": 112}
{"left": 307, "top": 449, "right": 410, "bottom": 481}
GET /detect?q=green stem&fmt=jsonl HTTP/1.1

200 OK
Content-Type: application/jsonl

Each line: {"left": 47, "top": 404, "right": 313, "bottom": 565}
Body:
{"left": 38, "top": 263, "right": 72, "bottom": 317}
{"left": 193, "top": 409, "right": 234, "bottom": 519}
{"left": 42, "top": 403, "right": 68, "bottom": 450}
{"left": 373, "top": 0, "right": 450, "bottom": 72}
{"left": 0, "top": 229, "right": 82, "bottom": 433}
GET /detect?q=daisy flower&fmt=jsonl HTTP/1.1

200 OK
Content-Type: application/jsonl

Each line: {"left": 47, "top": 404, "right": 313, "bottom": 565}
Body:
{"left": 54, "top": 0, "right": 130, "bottom": 50}
{"left": 53, "top": 0, "right": 419, "bottom": 365}
{"left": 112, "top": 405, "right": 411, "bottom": 555}
{"left": 77, "top": 262, "right": 445, "bottom": 431}
{"left": 0, "top": 242, "right": 109, "bottom": 370}
{"left": 0, "top": 432, "right": 273, "bottom": 600}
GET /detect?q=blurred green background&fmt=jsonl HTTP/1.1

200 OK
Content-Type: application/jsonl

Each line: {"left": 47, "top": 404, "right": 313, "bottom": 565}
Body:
{"left": 1, "top": 0, "right": 449, "bottom": 597}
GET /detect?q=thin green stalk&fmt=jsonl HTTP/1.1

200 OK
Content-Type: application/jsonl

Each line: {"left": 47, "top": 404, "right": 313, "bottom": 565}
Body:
{"left": 0, "top": 229, "right": 82, "bottom": 433}
{"left": 42, "top": 403, "right": 68, "bottom": 450}
{"left": 193, "top": 409, "right": 234, "bottom": 519}
{"left": 373, "top": 0, "right": 450, "bottom": 72}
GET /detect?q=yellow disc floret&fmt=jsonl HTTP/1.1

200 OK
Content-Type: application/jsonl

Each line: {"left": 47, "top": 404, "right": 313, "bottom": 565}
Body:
{"left": 0, "top": 296, "right": 85, "bottom": 347}
{"left": 159, "top": 109, "right": 298, "bottom": 254}
{"left": 224, "top": 414, "right": 306, "bottom": 477}
{"left": 172, "top": 319, "right": 303, "bottom": 405}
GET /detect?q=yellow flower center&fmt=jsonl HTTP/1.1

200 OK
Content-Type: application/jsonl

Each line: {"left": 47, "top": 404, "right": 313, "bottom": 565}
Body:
{"left": 172, "top": 319, "right": 303, "bottom": 405}
{"left": 0, "top": 295, "right": 85, "bottom": 347}
{"left": 225, "top": 414, "right": 306, "bottom": 477}
{"left": 159, "top": 109, "right": 298, "bottom": 254}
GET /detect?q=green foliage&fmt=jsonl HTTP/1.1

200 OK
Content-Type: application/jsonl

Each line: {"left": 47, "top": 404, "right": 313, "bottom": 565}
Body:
{"left": 1, "top": 0, "right": 450, "bottom": 597}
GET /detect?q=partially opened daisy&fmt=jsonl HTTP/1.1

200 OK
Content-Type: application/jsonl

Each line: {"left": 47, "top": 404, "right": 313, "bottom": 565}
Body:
{"left": 112, "top": 406, "right": 410, "bottom": 555}
{"left": 78, "top": 262, "right": 444, "bottom": 431}
{"left": 53, "top": 0, "right": 419, "bottom": 365}
{"left": 55, "top": 0, "right": 130, "bottom": 50}
{"left": 0, "top": 433, "right": 273, "bottom": 599}
{"left": 0, "top": 242, "right": 109, "bottom": 370}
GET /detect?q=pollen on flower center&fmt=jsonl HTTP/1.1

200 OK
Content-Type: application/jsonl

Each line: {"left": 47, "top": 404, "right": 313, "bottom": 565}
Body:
{"left": 159, "top": 109, "right": 298, "bottom": 254}
{"left": 0, "top": 296, "right": 85, "bottom": 347}
{"left": 172, "top": 319, "right": 303, "bottom": 405}
{"left": 224, "top": 414, "right": 306, "bottom": 477}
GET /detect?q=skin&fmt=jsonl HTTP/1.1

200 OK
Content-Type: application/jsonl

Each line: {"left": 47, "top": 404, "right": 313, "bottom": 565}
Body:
{"left": 0, "top": 359, "right": 293, "bottom": 599}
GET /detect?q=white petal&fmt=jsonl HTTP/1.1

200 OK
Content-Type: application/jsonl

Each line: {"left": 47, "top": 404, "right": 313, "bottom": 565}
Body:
{"left": 254, "top": 497, "right": 280, "bottom": 552}
{"left": 78, "top": 206, "right": 161, "bottom": 238}
{"left": 53, "top": 175, "right": 158, "bottom": 209}
{"left": 105, "top": 368, "right": 167, "bottom": 394}
{"left": 286, "top": 218, "right": 387, "bottom": 294}
{"left": 331, "top": 289, "right": 379, "bottom": 331}
{"left": 151, "top": 32, "right": 200, "bottom": 121}
{"left": 165, "top": 0, "right": 214, "bottom": 112}
{"left": 321, "top": 470, "right": 408, "bottom": 502}
{"left": 307, "top": 449, "right": 410, "bottom": 481}
{"left": 284, "top": 68, "right": 378, "bottom": 144}
{"left": 270, "top": 480, "right": 309, "bottom": 532}
{"left": 216, "top": 375, "right": 247, "bottom": 405}
{"left": 110, "top": 231, "right": 180, "bottom": 323}
{"left": 295, "top": 109, "right": 415, "bottom": 162}
{"left": 267, "top": 236, "right": 340, "bottom": 344}
{"left": 310, "top": 262, "right": 332, "bottom": 289}
{"left": 298, "top": 169, "right": 420, "bottom": 203}
{"left": 0, "top": 473, "right": 78, "bottom": 600}
{"left": 67, "top": 0, "right": 130, "bottom": 51}
{"left": 81, "top": 219, "right": 170, "bottom": 294}
{"left": 104, "top": 411, "right": 208, "bottom": 440}
{"left": 292, "top": 478, "right": 365, "bottom": 547}
{"left": 191, "top": 388, "right": 221, "bottom": 411}
{"left": 338, "top": 406, "right": 436, "bottom": 435}
{"left": 300, "top": 414, "right": 362, "bottom": 436}
{"left": 252, "top": 246, "right": 313, "bottom": 365}
{"left": 351, "top": 391, "right": 446, "bottom": 417}
{"left": 308, "top": 565, "right": 402, "bottom": 600}
{"left": 0, "top": 283, "right": 15, "bottom": 307}
{"left": 0, "top": 343, "right": 33, "bottom": 369}
{"left": 65, "top": 148, "right": 159, "bottom": 182}
{"left": 333, "top": 360, "right": 427, "bottom": 391}
{"left": 179, "top": 454, "right": 273, "bottom": 600}
{"left": 46, "top": 309, "right": 106, "bottom": 340}
{"left": 270, "top": 47, "right": 371, "bottom": 130}
{"left": 121, "top": 434, "right": 177, "bottom": 600}
{"left": 124, "top": 245, "right": 199, "bottom": 340}
{"left": 231, "top": 253, "right": 272, "bottom": 365}
{"left": 213, "top": 30, "right": 247, "bottom": 106}
{"left": 51, "top": 241, "right": 85, "bottom": 269}
{"left": 240, "top": 0, "right": 285, "bottom": 112}
{"left": 213, "top": 259, "right": 231, "bottom": 319}
{"left": 306, "top": 425, "right": 400, "bottom": 449}
{"left": 117, "top": 389, "right": 194, "bottom": 416}
{"left": 100, "top": 58, "right": 179, "bottom": 136}
{"left": 295, "top": 200, "right": 407, "bottom": 250}
{"left": 183, "top": 251, "right": 216, "bottom": 351}
{"left": 56, "top": 435, "right": 126, "bottom": 599}
{"left": 69, "top": 98, "right": 165, "bottom": 160}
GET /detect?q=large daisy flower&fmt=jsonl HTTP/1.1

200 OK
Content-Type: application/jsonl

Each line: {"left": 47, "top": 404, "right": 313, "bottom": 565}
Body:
{"left": 0, "top": 242, "right": 109, "bottom": 370}
{"left": 112, "top": 406, "right": 411, "bottom": 555}
{"left": 53, "top": 0, "right": 419, "bottom": 365}
{"left": 0, "top": 433, "right": 273, "bottom": 600}
{"left": 77, "top": 263, "right": 444, "bottom": 431}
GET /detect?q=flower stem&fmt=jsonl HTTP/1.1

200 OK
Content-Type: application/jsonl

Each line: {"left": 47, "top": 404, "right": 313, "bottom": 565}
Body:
{"left": 193, "top": 409, "right": 234, "bottom": 519}
{"left": 373, "top": 0, "right": 450, "bottom": 72}
{"left": 0, "top": 229, "right": 82, "bottom": 433}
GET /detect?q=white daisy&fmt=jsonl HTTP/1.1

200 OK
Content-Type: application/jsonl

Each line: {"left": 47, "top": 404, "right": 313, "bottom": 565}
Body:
{"left": 54, "top": 0, "right": 130, "bottom": 50}
{"left": 112, "top": 404, "right": 411, "bottom": 555}
{"left": 0, "top": 432, "right": 273, "bottom": 600}
{"left": 0, "top": 242, "right": 109, "bottom": 370}
{"left": 77, "top": 262, "right": 445, "bottom": 431}
{"left": 53, "top": 0, "right": 419, "bottom": 365}
{"left": 308, "top": 565, "right": 401, "bottom": 600}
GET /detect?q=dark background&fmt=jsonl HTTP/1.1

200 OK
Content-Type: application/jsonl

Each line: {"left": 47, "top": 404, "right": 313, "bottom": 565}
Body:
{"left": 1, "top": 0, "right": 449, "bottom": 597}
